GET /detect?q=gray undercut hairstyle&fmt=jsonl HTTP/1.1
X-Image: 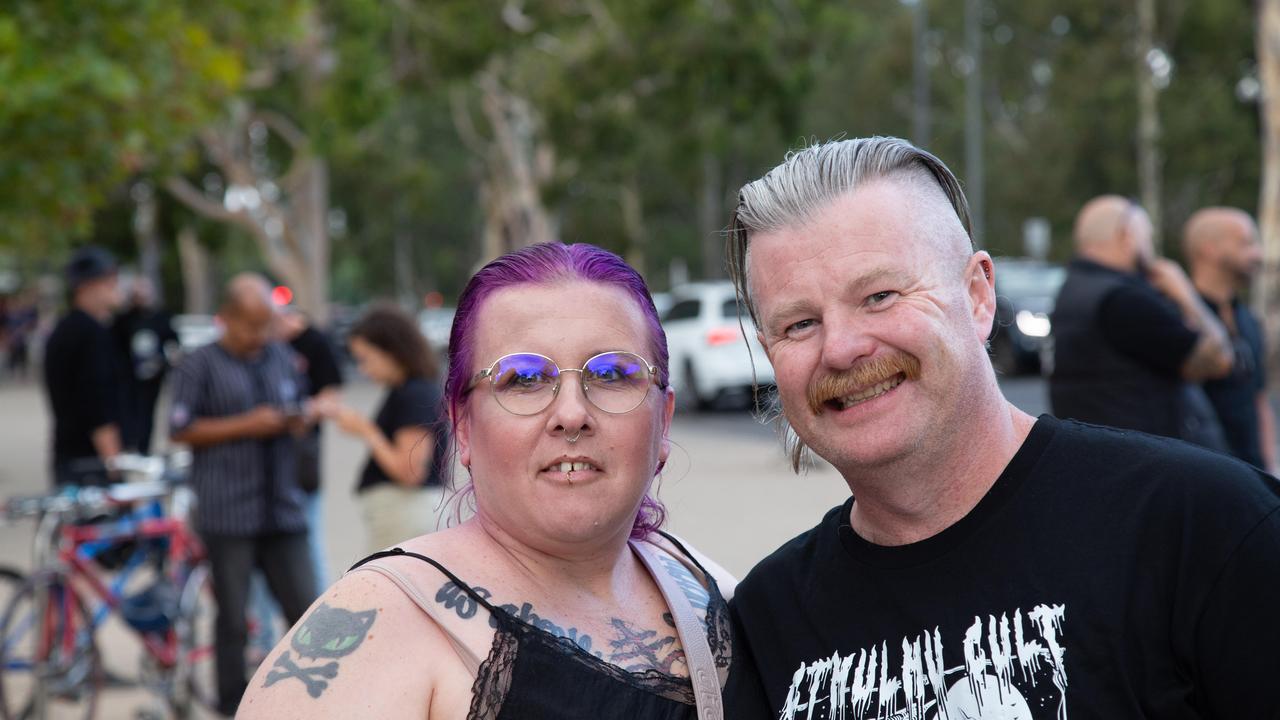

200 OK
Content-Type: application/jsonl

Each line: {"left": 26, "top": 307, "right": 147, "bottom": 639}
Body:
{"left": 724, "top": 136, "right": 973, "bottom": 472}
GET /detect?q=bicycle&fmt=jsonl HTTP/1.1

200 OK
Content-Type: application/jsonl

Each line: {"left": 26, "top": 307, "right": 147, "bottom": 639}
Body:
{"left": 0, "top": 453, "right": 217, "bottom": 720}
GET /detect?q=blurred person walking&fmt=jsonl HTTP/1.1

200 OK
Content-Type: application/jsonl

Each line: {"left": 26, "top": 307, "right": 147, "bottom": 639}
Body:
{"left": 1185, "top": 207, "right": 1278, "bottom": 474}
{"left": 43, "top": 246, "right": 126, "bottom": 486}
{"left": 278, "top": 306, "right": 344, "bottom": 584}
{"left": 112, "top": 275, "right": 179, "bottom": 454}
{"left": 167, "top": 273, "right": 318, "bottom": 717}
{"left": 1050, "top": 196, "right": 1234, "bottom": 447}
{"left": 321, "top": 304, "right": 448, "bottom": 553}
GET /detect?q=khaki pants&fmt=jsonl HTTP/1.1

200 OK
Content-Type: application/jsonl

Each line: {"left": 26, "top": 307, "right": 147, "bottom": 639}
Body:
{"left": 359, "top": 483, "right": 447, "bottom": 553}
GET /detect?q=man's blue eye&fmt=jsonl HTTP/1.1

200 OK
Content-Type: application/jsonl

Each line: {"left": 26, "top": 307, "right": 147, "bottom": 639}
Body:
{"left": 868, "top": 291, "right": 896, "bottom": 305}
{"left": 787, "top": 319, "right": 815, "bottom": 333}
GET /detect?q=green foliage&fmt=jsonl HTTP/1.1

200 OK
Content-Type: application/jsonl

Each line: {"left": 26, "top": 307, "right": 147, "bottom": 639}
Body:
{"left": 0, "top": 0, "right": 304, "bottom": 253}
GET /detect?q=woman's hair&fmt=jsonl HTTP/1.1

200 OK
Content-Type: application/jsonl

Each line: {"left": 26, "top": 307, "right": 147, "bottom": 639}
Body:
{"left": 444, "top": 242, "right": 671, "bottom": 539}
{"left": 348, "top": 303, "right": 440, "bottom": 381}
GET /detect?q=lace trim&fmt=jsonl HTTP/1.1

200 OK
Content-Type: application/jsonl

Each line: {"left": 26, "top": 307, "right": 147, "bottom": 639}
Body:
{"left": 467, "top": 578, "right": 732, "bottom": 717}
{"left": 468, "top": 625, "right": 518, "bottom": 720}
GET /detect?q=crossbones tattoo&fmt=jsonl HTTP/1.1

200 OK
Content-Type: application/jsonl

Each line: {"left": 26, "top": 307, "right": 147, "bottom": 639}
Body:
{"left": 264, "top": 651, "right": 339, "bottom": 698}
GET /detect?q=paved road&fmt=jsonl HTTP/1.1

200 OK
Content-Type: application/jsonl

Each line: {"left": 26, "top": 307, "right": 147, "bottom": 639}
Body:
{"left": 0, "top": 373, "right": 1050, "bottom": 718}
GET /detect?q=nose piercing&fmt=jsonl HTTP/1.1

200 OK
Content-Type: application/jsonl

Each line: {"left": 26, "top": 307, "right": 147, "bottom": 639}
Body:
{"left": 566, "top": 430, "right": 581, "bottom": 444}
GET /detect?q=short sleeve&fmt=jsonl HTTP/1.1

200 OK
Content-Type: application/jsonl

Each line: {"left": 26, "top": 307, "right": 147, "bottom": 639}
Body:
{"left": 167, "top": 353, "right": 204, "bottom": 435}
{"left": 1097, "top": 285, "right": 1199, "bottom": 378}
{"left": 387, "top": 380, "right": 442, "bottom": 432}
{"left": 1192, "top": 506, "right": 1280, "bottom": 716}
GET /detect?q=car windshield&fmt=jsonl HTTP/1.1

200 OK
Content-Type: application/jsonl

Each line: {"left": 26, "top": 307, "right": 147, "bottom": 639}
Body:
{"left": 721, "top": 298, "right": 746, "bottom": 319}
{"left": 997, "top": 264, "right": 1065, "bottom": 297}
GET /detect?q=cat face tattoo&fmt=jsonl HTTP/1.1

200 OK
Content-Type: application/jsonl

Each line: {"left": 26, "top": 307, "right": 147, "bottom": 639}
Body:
{"left": 264, "top": 604, "right": 378, "bottom": 698}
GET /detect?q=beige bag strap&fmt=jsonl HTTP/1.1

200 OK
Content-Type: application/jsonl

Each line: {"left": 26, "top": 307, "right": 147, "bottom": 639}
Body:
{"left": 632, "top": 541, "right": 723, "bottom": 720}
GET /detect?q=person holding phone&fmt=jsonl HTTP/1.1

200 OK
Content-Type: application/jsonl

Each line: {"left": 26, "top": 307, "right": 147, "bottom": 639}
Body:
{"left": 168, "top": 273, "right": 319, "bottom": 717}
{"left": 1050, "top": 195, "right": 1235, "bottom": 447}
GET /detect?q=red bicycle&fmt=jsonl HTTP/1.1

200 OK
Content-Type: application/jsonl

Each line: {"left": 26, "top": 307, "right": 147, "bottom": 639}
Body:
{"left": 0, "top": 454, "right": 217, "bottom": 720}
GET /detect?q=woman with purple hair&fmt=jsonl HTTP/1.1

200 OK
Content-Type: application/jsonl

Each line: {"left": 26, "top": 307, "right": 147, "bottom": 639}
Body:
{"left": 243, "top": 243, "right": 735, "bottom": 719}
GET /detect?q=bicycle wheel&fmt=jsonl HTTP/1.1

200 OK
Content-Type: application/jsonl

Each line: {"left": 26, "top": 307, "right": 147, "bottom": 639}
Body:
{"left": 167, "top": 563, "right": 215, "bottom": 718}
{"left": 0, "top": 571, "right": 101, "bottom": 720}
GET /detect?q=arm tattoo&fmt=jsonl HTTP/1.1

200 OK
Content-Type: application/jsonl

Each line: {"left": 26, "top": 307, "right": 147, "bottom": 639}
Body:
{"left": 263, "top": 603, "right": 377, "bottom": 698}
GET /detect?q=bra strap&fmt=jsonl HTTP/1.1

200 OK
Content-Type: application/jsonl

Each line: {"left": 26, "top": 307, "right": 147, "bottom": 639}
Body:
{"left": 350, "top": 547, "right": 502, "bottom": 615}
{"left": 633, "top": 540, "right": 723, "bottom": 720}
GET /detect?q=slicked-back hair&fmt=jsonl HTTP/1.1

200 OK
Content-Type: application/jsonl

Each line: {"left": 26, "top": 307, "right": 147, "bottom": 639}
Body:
{"left": 444, "top": 242, "right": 671, "bottom": 539}
{"left": 725, "top": 136, "right": 973, "bottom": 471}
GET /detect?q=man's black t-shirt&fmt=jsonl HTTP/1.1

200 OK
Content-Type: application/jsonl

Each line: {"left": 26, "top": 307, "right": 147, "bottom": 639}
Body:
{"left": 43, "top": 309, "right": 125, "bottom": 466}
{"left": 726, "top": 416, "right": 1280, "bottom": 719}
{"left": 1097, "top": 282, "right": 1199, "bottom": 378}
{"left": 1198, "top": 293, "right": 1268, "bottom": 468}
{"left": 357, "top": 377, "right": 446, "bottom": 491}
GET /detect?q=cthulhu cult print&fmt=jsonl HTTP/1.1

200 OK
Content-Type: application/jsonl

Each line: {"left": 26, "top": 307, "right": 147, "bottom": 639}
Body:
{"left": 264, "top": 604, "right": 378, "bottom": 698}
{"left": 778, "top": 604, "right": 1067, "bottom": 720}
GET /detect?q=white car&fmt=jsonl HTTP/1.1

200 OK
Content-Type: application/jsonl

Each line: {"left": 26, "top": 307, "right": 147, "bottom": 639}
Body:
{"left": 661, "top": 281, "right": 774, "bottom": 410}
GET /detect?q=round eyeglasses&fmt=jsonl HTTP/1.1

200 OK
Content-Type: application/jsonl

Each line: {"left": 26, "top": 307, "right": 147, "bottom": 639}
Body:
{"left": 468, "top": 351, "right": 660, "bottom": 416}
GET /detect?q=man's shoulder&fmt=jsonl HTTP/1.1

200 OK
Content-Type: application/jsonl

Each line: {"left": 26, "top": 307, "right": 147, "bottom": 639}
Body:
{"left": 1044, "top": 416, "right": 1280, "bottom": 514}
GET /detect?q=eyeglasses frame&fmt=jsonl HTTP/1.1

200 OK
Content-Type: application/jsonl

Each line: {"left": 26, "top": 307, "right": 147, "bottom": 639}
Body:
{"left": 467, "top": 350, "right": 662, "bottom": 416}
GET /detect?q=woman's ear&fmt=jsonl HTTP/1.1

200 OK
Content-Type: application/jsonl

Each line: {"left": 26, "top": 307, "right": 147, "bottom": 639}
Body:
{"left": 452, "top": 406, "right": 472, "bottom": 470}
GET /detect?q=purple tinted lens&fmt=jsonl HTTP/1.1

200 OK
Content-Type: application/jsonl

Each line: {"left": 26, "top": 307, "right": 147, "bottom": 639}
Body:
{"left": 492, "top": 354, "right": 557, "bottom": 393}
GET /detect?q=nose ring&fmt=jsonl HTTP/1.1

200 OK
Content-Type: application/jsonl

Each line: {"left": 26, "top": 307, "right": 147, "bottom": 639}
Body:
{"left": 566, "top": 430, "right": 581, "bottom": 444}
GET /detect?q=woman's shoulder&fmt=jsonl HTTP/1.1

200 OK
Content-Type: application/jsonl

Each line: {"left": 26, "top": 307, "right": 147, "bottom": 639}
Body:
{"left": 239, "top": 565, "right": 458, "bottom": 718}
{"left": 240, "top": 529, "right": 491, "bottom": 719}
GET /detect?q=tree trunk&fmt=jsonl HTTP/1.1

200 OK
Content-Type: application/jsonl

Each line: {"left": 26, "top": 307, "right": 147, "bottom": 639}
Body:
{"left": 621, "top": 173, "right": 647, "bottom": 278}
{"left": 698, "top": 152, "right": 724, "bottom": 279}
{"left": 176, "top": 225, "right": 214, "bottom": 314}
{"left": 1135, "top": 0, "right": 1164, "bottom": 250}
{"left": 131, "top": 180, "right": 164, "bottom": 303}
{"left": 1257, "top": 0, "right": 1280, "bottom": 385}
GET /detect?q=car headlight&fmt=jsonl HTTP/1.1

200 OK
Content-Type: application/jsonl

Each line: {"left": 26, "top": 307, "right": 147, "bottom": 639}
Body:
{"left": 1015, "top": 310, "right": 1051, "bottom": 338}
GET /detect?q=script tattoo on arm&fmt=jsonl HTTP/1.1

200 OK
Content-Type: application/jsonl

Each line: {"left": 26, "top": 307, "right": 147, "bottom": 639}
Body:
{"left": 263, "top": 603, "right": 378, "bottom": 698}
{"left": 434, "top": 581, "right": 688, "bottom": 675}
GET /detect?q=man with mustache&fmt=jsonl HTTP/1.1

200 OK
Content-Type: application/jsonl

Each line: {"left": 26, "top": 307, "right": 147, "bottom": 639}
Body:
{"left": 722, "top": 136, "right": 1280, "bottom": 719}
{"left": 1185, "top": 207, "right": 1277, "bottom": 475}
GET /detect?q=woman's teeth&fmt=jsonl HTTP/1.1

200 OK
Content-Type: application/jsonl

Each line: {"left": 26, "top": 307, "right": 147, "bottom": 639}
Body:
{"left": 556, "top": 461, "right": 596, "bottom": 473}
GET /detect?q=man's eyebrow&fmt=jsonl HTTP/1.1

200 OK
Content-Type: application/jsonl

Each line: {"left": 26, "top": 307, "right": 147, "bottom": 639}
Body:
{"left": 761, "top": 267, "right": 909, "bottom": 330}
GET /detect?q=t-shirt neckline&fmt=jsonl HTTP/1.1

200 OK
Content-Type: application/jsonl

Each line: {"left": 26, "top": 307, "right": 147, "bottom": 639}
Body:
{"left": 836, "top": 414, "right": 1058, "bottom": 569}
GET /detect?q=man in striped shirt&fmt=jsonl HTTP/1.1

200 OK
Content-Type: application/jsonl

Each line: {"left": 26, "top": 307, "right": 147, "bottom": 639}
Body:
{"left": 168, "top": 273, "right": 318, "bottom": 716}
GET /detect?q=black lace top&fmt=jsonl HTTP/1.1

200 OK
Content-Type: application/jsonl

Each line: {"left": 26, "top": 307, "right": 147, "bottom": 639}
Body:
{"left": 351, "top": 533, "right": 732, "bottom": 719}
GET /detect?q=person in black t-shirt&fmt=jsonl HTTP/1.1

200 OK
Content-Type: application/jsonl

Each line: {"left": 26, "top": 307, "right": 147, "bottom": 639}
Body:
{"left": 1050, "top": 195, "right": 1235, "bottom": 448}
{"left": 1186, "top": 207, "right": 1278, "bottom": 474}
{"left": 318, "top": 304, "right": 447, "bottom": 553}
{"left": 43, "top": 246, "right": 125, "bottom": 486}
{"left": 723, "top": 137, "right": 1280, "bottom": 718}
{"left": 112, "top": 275, "right": 179, "bottom": 454}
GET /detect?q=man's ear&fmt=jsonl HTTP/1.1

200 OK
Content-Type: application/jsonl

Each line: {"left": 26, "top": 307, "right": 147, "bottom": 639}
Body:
{"left": 967, "top": 252, "right": 998, "bottom": 341}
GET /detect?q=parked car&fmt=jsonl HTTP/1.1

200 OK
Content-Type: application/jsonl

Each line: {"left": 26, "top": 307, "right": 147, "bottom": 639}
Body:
{"left": 989, "top": 258, "right": 1066, "bottom": 375}
{"left": 417, "top": 307, "right": 456, "bottom": 354}
{"left": 173, "top": 314, "right": 221, "bottom": 352}
{"left": 661, "top": 281, "right": 774, "bottom": 410}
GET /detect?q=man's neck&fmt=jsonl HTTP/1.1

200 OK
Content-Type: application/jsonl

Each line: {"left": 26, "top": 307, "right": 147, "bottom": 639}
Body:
{"left": 73, "top": 299, "right": 110, "bottom": 324}
{"left": 841, "top": 398, "right": 1037, "bottom": 547}
{"left": 1191, "top": 267, "right": 1236, "bottom": 306}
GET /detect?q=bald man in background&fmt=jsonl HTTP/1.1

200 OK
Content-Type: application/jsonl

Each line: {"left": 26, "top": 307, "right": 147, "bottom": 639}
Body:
{"left": 1050, "top": 196, "right": 1234, "bottom": 447}
{"left": 1185, "top": 208, "right": 1277, "bottom": 474}
{"left": 169, "top": 273, "right": 318, "bottom": 716}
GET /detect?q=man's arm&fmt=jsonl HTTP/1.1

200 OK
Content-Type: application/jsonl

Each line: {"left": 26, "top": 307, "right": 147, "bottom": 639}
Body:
{"left": 90, "top": 424, "right": 121, "bottom": 461}
{"left": 1145, "top": 259, "right": 1233, "bottom": 381}
{"left": 171, "top": 406, "right": 290, "bottom": 448}
{"left": 1258, "top": 391, "right": 1277, "bottom": 475}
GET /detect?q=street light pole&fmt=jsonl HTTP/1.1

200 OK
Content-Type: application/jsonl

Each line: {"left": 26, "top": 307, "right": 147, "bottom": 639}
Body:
{"left": 964, "top": 0, "right": 984, "bottom": 249}
{"left": 911, "top": 0, "right": 931, "bottom": 149}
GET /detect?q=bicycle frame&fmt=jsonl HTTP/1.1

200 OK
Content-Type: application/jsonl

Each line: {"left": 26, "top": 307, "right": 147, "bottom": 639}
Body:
{"left": 20, "top": 493, "right": 208, "bottom": 679}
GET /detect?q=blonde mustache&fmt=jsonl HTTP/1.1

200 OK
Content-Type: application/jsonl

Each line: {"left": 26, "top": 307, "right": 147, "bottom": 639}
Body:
{"left": 806, "top": 353, "right": 922, "bottom": 414}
